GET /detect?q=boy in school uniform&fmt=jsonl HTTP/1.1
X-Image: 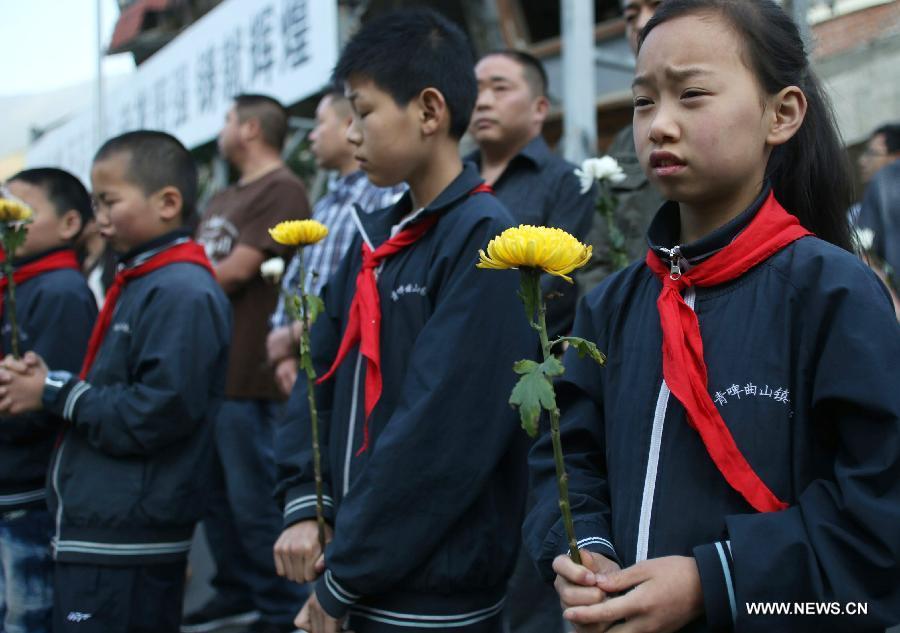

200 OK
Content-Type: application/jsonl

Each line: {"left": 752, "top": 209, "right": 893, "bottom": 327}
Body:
{"left": 0, "top": 131, "right": 232, "bottom": 633}
{"left": 273, "top": 9, "right": 535, "bottom": 633}
{"left": 0, "top": 168, "right": 97, "bottom": 633}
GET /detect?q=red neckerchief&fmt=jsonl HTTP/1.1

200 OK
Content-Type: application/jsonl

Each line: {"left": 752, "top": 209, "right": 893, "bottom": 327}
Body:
{"left": 0, "top": 249, "right": 81, "bottom": 352}
{"left": 79, "top": 240, "right": 214, "bottom": 379}
{"left": 318, "top": 181, "right": 494, "bottom": 455}
{"left": 645, "top": 191, "right": 811, "bottom": 513}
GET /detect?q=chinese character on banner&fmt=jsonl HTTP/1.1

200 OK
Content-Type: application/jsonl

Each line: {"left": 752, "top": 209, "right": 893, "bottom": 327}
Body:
{"left": 222, "top": 28, "right": 242, "bottom": 100}
{"left": 714, "top": 392, "right": 728, "bottom": 407}
{"left": 743, "top": 382, "right": 757, "bottom": 397}
{"left": 197, "top": 47, "right": 217, "bottom": 113}
{"left": 251, "top": 6, "right": 275, "bottom": 82}
{"left": 282, "top": 0, "right": 309, "bottom": 68}
{"left": 154, "top": 78, "right": 167, "bottom": 129}
{"left": 173, "top": 65, "right": 189, "bottom": 127}
{"left": 725, "top": 384, "right": 742, "bottom": 400}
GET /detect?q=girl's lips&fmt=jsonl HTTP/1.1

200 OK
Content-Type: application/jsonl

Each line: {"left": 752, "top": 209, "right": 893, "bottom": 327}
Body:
{"left": 649, "top": 151, "right": 687, "bottom": 177}
{"left": 653, "top": 164, "right": 687, "bottom": 177}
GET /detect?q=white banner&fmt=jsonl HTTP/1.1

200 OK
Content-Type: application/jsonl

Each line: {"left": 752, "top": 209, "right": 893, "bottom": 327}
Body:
{"left": 26, "top": 0, "right": 338, "bottom": 184}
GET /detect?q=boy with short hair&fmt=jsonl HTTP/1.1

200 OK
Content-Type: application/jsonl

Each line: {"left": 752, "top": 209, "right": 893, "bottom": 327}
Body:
{"left": 0, "top": 168, "right": 97, "bottom": 633}
{"left": 274, "top": 9, "right": 534, "bottom": 633}
{"left": 0, "top": 131, "right": 232, "bottom": 633}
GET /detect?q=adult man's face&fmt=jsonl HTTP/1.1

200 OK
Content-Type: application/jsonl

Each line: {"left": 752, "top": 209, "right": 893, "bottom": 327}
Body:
{"left": 624, "top": 0, "right": 664, "bottom": 54}
{"left": 858, "top": 133, "right": 897, "bottom": 183}
{"left": 470, "top": 54, "right": 546, "bottom": 149}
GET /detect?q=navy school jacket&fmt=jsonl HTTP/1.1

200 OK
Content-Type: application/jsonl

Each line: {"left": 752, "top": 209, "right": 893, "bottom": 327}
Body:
{"left": 0, "top": 249, "right": 97, "bottom": 513}
{"left": 275, "top": 164, "right": 536, "bottom": 625}
{"left": 525, "top": 196, "right": 900, "bottom": 632}
{"left": 41, "top": 231, "right": 232, "bottom": 565}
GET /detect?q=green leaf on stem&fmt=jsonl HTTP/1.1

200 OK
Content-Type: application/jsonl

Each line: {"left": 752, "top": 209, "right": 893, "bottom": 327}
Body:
{"left": 556, "top": 336, "right": 607, "bottom": 366}
{"left": 307, "top": 294, "right": 325, "bottom": 326}
{"left": 509, "top": 356, "right": 565, "bottom": 437}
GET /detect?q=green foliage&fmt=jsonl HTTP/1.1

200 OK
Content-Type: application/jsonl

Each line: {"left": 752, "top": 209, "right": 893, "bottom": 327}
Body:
{"left": 555, "top": 336, "right": 607, "bottom": 366}
{"left": 509, "top": 356, "right": 565, "bottom": 437}
{"left": 307, "top": 294, "right": 325, "bottom": 326}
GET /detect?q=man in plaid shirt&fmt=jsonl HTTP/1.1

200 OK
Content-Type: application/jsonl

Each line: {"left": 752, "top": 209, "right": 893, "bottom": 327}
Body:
{"left": 267, "top": 91, "right": 404, "bottom": 395}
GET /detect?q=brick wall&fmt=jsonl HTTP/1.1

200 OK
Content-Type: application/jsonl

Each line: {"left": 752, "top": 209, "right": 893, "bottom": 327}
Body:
{"left": 812, "top": 0, "right": 900, "bottom": 59}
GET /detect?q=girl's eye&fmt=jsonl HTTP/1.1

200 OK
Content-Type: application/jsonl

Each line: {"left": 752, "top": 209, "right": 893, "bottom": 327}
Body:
{"left": 681, "top": 90, "right": 707, "bottom": 99}
{"left": 633, "top": 96, "right": 653, "bottom": 108}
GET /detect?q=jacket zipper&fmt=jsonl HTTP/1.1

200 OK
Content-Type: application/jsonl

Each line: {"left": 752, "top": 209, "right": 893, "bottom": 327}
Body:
{"left": 635, "top": 286, "right": 695, "bottom": 562}
{"left": 51, "top": 435, "right": 67, "bottom": 553}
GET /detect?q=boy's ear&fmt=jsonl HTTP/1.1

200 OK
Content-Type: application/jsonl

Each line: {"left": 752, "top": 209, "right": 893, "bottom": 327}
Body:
{"left": 57, "top": 209, "right": 83, "bottom": 242}
{"left": 418, "top": 88, "right": 449, "bottom": 137}
{"left": 155, "top": 186, "right": 184, "bottom": 222}
{"left": 766, "top": 85, "right": 807, "bottom": 147}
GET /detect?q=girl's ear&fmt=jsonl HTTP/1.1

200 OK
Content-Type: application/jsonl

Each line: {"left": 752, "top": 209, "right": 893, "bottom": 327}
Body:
{"left": 767, "top": 85, "right": 807, "bottom": 147}
{"left": 418, "top": 87, "right": 449, "bottom": 137}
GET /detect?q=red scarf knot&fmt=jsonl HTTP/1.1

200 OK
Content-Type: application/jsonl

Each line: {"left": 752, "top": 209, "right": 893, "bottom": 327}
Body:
{"left": 79, "top": 240, "right": 214, "bottom": 379}
{"left": 645, "top": 191, "right": 811, "bottom": 513}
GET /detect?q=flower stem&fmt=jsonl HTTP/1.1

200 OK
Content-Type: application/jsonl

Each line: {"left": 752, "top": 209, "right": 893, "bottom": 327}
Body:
{"left": 3, "top": 259, "right": 21, "bottom": 359}
{"left": 531, "top": 270, "right": 581, "bottom": 565}
{"left": 297, "top": 253, "right": 327, "bottom": 553}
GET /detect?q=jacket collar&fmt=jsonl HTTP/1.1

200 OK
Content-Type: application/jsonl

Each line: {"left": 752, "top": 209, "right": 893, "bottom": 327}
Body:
{"left": 647, "top": 182, "right": 771, "bottom": 267}
{"left": 356, "top": 163, "right": 484, "bottom": 248}
{"left": 118, "top": 228, "right": 193, "bottom": 269}
{"left": 466, "top": 134, "right": 552, "bottom": 172}
{"left": 11, "top": 246, "right": 73, "bottom": 268}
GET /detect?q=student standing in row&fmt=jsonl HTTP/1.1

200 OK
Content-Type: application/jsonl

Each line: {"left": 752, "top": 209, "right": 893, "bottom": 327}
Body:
{"left": 0, "top": 168, "right": 97, "bottom": 633}
{"left": 275, "top": 9, "right": 535, "bottom": 633}
{"left": 0, "top": 131, "right": 232, "bottom": 633}
{"left": 528, "top": 1, "right": 900, "bottom": 631}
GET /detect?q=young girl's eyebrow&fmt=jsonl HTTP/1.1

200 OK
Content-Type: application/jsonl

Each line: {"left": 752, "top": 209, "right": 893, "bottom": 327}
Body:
{"left": 633, "top": 66, "right": 712, "bottom": 88}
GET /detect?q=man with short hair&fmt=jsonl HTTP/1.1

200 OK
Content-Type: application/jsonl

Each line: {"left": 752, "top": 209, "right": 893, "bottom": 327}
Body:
{"left": 266, "top": 91, "right": 403, "bottom": 397}
{"left": 468, "top": 50, "right": 594, "bottom": 339}
{"left": 468, "top": 50, "right": 594, "bottom": 633}
{"left": 576, "top": 0, "right": 667, "bottom": 298}
{"left": 857, "top": 123, "right": 900, "bottom": 296}
{"left": 188, "top": 94, "right": 310, "bottom": 633}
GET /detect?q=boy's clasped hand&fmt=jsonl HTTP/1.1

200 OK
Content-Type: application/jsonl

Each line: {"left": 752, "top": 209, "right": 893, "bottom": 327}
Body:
{"left": 0, "top": 351, "right": 48, "bottom": 416}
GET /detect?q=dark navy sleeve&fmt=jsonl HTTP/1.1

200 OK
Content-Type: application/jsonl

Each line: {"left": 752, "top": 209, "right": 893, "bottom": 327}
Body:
{"left": 273, "top": 248, "right": 350, "bottom": 528}
{"left": 312, "top": 215, "right": 535, "bottom": 618}
{"left": 524, "top": 295, "right": 620, "bottom": 583}
{"left": 47, "top": 276, "right": 231, "bottom": 457}
{"left": 0, "top": 273, "right": 96, "bottom": 436}
{"left": 697, "top": 259, "right": 900, "bottom": 632}
{"left": 543, "top": 172, "right": 595, "bottom": 338}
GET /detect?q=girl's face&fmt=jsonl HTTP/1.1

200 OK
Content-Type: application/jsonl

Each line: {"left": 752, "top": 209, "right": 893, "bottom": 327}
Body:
{"left": 633, "top": 13, "right": 774, "bottom": 221}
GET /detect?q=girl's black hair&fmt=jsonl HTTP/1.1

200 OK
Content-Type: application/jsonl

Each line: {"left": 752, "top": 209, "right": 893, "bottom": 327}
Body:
{"left": 639, "top": 0, "right": 853, "bottom": 251}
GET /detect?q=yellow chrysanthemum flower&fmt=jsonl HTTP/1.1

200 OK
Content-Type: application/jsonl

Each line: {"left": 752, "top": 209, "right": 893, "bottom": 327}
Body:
{"left": 269, "top": 220, "right": 329, "bottom": 246}
{"left": 0, "top": 199, "right": 33, "bottom": 223}
{"left": 477, "top": 225, "right": 592, "bottom": 283}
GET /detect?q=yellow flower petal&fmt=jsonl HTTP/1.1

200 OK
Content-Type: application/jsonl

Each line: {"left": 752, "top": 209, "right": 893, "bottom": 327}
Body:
{"left": 475, "top": 225, "right": 592, "bottom": 283}
{"left": 0, "top": 199, "right": 33, "bottom": 223}
{"left": 269, "top": 220, "right": 329, "bottom": 246}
